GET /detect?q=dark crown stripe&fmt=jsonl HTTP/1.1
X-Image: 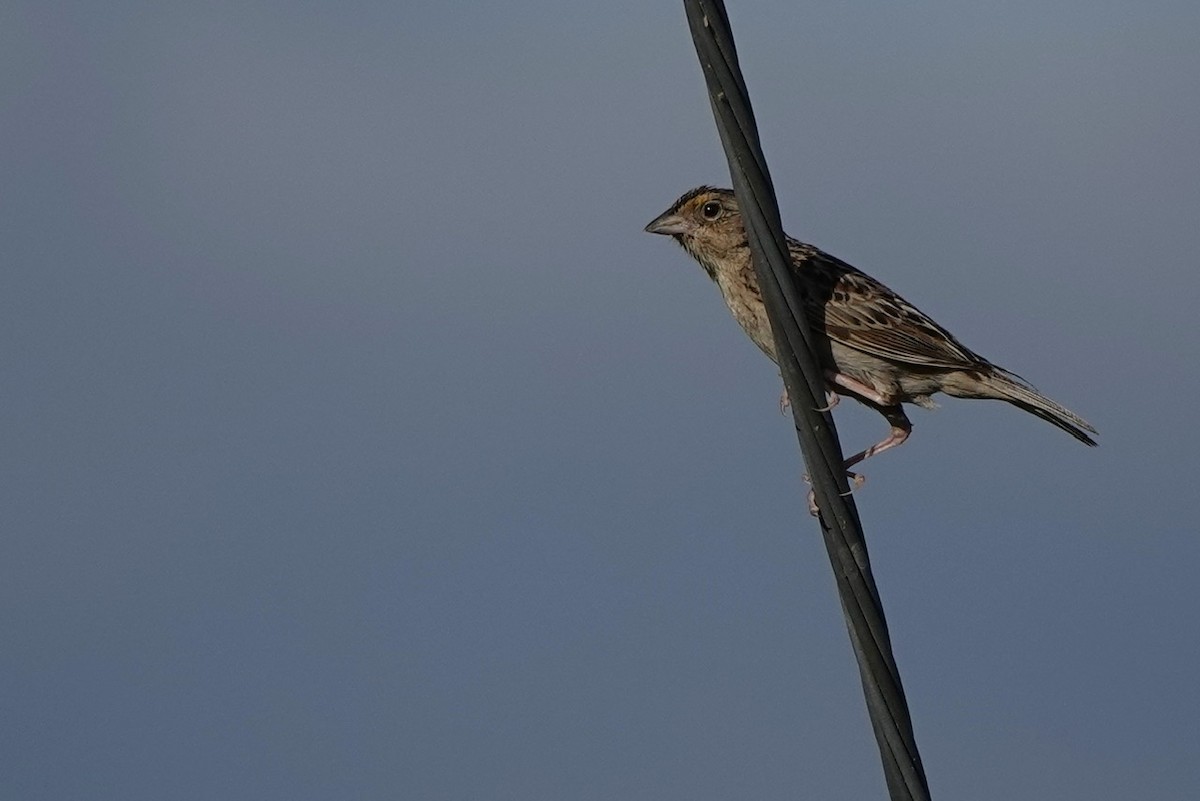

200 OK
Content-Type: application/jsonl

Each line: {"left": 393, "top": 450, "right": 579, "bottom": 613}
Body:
{"left": 669, "top": 185, "right": 733, "bottom": 212}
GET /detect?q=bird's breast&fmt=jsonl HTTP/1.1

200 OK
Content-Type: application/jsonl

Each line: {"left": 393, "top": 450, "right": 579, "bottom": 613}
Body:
{"left": 713, "top": 268, "right": 776, "bottom": 361}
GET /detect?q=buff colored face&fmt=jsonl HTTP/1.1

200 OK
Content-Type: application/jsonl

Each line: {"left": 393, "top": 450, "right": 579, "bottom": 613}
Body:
{"left": 643, "top": 188, "right": 746, "bottom": 263}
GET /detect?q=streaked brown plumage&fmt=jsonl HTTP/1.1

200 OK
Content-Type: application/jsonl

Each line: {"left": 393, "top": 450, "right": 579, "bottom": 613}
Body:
{"left": 644, "top": 186, "right": 1096, "bottom": 487}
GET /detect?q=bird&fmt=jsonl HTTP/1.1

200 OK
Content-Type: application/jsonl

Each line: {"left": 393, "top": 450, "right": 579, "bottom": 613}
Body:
{"left": 644, "top": 186, "right": 1096, "bottom": 496}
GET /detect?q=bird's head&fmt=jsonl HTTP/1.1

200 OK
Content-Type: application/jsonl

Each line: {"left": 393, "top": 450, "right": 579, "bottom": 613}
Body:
{"left": 644, "top": 186, "right": 747, "bottom": 276}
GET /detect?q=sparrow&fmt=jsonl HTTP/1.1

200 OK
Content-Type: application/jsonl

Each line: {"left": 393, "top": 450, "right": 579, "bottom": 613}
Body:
{"left": 645, "top": 186, "right": 1096, "bottom": 490}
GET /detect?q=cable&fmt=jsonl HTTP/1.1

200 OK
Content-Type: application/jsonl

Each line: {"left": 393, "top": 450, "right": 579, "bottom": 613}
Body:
{"left": 681, "top": 3, "right": 932, "bottom": 798}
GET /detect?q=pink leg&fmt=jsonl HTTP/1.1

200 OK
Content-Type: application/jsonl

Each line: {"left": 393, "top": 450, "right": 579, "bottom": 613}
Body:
{"left": 843, "top": 406, "right": 912, "bottom": 470}
{"left": 804, "top": 406, "right": 912, "bottom": 517}
{"left": 826, "top": 371, "right": 893, "bottom": 407}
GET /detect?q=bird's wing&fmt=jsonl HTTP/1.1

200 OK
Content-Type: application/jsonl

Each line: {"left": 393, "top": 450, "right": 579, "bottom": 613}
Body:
{"left": 789, "top": 242, "right": 988, "bottom": 371}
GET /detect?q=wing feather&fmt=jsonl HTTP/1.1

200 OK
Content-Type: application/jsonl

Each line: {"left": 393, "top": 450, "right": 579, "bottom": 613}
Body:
{"left": 788, "top": 240, "right": 988, "bottom": 371}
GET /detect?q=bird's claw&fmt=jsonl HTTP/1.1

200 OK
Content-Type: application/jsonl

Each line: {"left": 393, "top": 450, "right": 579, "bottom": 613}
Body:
{"left": 804, "top": 470, "right": 867, "bottom": 516}
{"left": 814, "top": 390, "right": 840, "bottom": 412}
{"left": 783, "top": 388, "right": 840, "bottom": 414}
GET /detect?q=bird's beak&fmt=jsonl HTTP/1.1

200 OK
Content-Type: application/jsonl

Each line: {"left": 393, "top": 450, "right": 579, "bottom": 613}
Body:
{"left": 644, "top": 211, "right": 689, "bottom": 236}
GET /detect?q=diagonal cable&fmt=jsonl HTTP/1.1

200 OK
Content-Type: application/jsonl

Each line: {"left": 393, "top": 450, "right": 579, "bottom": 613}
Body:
{"left": 680, "top": 3, "right": 932, "bottom": 799}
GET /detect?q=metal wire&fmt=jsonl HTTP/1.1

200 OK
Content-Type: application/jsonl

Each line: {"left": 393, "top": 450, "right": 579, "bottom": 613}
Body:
{"left": 680, "top": 3, "right": 932, "bottom": 798}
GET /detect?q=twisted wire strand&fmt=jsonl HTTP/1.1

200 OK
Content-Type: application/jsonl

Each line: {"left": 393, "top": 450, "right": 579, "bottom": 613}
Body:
{"left": 681, "top": 3, "right": 932, "bottom": 798}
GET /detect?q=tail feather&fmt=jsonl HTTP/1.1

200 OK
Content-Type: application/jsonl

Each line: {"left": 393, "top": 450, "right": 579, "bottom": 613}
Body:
{"left": 978, "top": 369, "right": 1098, "bottom": 447}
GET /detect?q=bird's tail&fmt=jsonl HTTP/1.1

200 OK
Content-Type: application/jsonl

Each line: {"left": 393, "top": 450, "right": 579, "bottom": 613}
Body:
{"left": 973, "top": 369, "right": 1098, "bottom": 446}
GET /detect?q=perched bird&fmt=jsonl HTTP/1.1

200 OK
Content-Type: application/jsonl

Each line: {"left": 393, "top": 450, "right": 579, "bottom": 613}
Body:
{"left": 644, "top": 186, "right": 1096, "bottom": 487}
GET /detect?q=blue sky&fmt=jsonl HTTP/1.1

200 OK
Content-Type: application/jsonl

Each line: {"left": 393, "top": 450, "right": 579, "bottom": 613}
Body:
{"left": 3, "top": 2, "right": 1199, "bottom": 799}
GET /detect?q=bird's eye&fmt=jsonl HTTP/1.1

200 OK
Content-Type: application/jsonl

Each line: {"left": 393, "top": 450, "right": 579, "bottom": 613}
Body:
{"left": 701, "top": 200, "right": 722, "bottom": 220}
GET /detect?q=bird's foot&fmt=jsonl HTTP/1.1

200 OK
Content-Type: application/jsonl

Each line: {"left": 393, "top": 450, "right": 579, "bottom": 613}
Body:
{"left": 781, "top": 388, "right": 840, "bottom": 415}
{"left": 803, "top": 470, "right": 867, "bottom": 517}
{"left": 815, "top": 390, "right": 840, "bottom": 412}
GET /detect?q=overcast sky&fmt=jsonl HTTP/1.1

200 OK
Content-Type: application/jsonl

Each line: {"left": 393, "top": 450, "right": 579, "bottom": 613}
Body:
{"left": 4, "top": 2, "right": 1199, "bottom": 799}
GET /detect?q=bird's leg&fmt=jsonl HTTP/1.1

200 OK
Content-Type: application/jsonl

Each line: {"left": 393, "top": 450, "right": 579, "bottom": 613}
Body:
{"left": 826, "top": 371, "right": 892, "bottom": 407}
{"left": 843, "top": 405, "right": 912, "bottom": 471}
{"left": 805, "top": 406, "right": 910, "bottom": 517}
